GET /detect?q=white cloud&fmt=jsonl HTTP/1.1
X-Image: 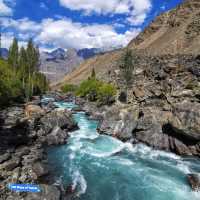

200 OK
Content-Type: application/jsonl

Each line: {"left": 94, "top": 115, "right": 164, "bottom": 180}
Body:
{"left": 0, "top": 17, "right": 41, "bottom": 32}
{"left": 1, "top": 32, "right": 27, "bottom": 49}
{"left": 0, "top": 0, "right": 13, "bottom": 16}
{"left": 36, "top": 18, "right": 140, "bottom": 49}
{"left": 1, "top": 17, "right": 141, "bottom": 50}
{"left": 127, "top": 13, "right": 147, "bottom": 26}
{"left": 59, "top": 0, "right": 152, "bottom": 25}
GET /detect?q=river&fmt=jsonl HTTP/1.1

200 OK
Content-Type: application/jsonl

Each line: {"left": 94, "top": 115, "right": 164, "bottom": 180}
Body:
{"left": 47, "top": 101, "right": 200, "bottom": 200}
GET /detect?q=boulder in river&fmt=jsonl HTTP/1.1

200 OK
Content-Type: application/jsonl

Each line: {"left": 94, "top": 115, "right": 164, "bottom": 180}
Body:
{"left": 46, "top": 126, "right": 68, "bottom": 145}
{"left": 98, "top": 104, "right": 139, "bottom": 141}
{"left": 40, "top": 109, "right": 78, "bottom": 133}
{"left": 188, "top": 174, "right": 200, "bottom": 191}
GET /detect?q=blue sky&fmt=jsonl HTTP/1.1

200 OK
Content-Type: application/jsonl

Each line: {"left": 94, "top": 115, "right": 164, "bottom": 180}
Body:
{"left": 0, "top": 0, "right": 183, "bottom": 51}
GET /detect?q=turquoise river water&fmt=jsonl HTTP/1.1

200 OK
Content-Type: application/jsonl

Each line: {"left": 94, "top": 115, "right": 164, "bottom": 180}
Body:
{"left": 47, "top": 101, "right": 200, "bottom": 200}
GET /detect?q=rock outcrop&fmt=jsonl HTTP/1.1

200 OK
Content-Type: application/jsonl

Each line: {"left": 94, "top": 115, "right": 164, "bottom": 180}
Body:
{"left": 0, "top": 100, "right": 78, "bottom": 200}
{"left": 188, "top": 174, "right": 200, "bottom": 191}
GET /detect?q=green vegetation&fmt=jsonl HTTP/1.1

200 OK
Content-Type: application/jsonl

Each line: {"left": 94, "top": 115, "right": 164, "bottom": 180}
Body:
{"left": 91, "top": 68, "right": 96, "bottom": 79}
{"left": 0, "top": 59, "right": 22, "bottom": 105}
{"left": 8, "top": 38, "right": 19, "bottom": 69}
{"left": 0, "top": 38, "right": 48, "bottom": 106}
{"left": 61, "top": 84, "right": 77, "bottom": 93}
{"left": 119, "top": 48, "right": 135, "bottom": 88}
{"left": 76, "top": 78, "right": 102, "bottom": 101}
{"left": 97, "top": 82, "right": 117, "bottom": 105}
{"left": 75, "top": 69, "right": 116, "bottom": 105}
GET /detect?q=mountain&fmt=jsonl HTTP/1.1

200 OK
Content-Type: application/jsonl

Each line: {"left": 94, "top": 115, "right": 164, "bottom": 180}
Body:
{"left": 128, "top": 0, "right": 200, "bottom": 55}
{"left": 40, "top": 48, "right": 83, "bottom": 83}
{"left": 0, "top": 48, "right": 9, "bottom": 59}
{"left": 40, "top": 48, "right": 104, "bottom": 83}
{"left": 55, "top": 0, "right": 200, "bottom": 87}
{"left": 47, "top": 48, "right": 66, "bottom": 60}
{"left": 77, "top": 48, "right": 103, "bottom": 59}
{"left": 53, "top": 49, "right": 122, "bottom": 86}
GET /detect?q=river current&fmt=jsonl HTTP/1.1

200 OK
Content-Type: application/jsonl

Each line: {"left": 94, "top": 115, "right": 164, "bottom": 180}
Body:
{"left": 47, "top": 101, "right": 200, "bottom": 200}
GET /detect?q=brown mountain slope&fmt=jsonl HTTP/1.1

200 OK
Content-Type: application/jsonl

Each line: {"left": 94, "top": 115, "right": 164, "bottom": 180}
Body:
{"left": 128, "top": 0, "right": 200, "bottom": 55}
{"left": 54, "top": 0, "right": 200, "bottom": 87}
{"left": 53, "top": 49, "right": 123, "bottom": 86}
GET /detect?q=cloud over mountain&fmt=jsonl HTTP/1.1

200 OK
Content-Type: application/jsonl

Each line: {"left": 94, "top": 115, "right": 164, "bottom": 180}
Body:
{"left": 1, "top": 17, "right": 140, "bottom": 50}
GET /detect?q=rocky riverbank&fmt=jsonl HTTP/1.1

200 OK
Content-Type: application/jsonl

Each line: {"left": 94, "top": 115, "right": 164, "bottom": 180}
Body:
{"left": 75, "top": 97, "right": 200, "bottom": 191}
{"left": 1, "top": 90, "right": 199, "bottom": 199}
{"left": 0, "top": 94, "right": 78, "bottom": 200}
{"left": 78, "top": 98, "right": 200, "bottom": 157}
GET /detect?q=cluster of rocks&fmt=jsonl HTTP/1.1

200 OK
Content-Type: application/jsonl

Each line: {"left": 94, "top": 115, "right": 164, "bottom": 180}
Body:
{"left": 0, "top": 96, "right": 78, "bottom": 200}
{"left": 103, "top": 54, "right": 200, "bottom": 156}
{"left": 76, "top": 53, "right": 200, "bottom": 191}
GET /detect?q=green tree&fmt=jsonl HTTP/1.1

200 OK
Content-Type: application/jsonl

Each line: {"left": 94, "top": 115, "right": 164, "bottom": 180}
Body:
{"left": 18, "top": 47, "right": 28, "bottom": 90}
{"left": 120, "top": 49, "right": 135, "bottom": 89}
{"left": 61, "top": 84, "right": 77, "bottom": 93}
{"left": 76, "top": 78, "right": 116, "bottom": 104}
{"left": 8, "top": 38, "right": 19, "bottom": 69}
{"left": 33, "top": 72, "right": 49, "bottom": 94}
{"left": 91, "top": 68, "right": 96, "bottom": 79}
{"left": 0, "top": 38, "right": 48, "bottom": 107}
{"left": 0, "top": 59, "right": 22, "bottom": 106}
{"left": 97, "top": 83, "right": 116, "bottom": 105}
{"left": 25, "top": 39, "right": 40, "bottom": 101}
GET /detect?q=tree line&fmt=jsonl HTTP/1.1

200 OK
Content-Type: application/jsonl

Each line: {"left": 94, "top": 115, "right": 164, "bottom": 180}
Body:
{"left": 0, "top": 38, "right": 48, "bottom": 106}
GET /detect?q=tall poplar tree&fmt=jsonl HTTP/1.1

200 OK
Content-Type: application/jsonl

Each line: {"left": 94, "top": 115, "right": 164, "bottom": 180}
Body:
{"left": 120, "top": 49, "right": 135, "bottom": 89}
{"left": 8, "top": 38, "right": 19, "bottom": 69}
{"left": 18, "top": 47, "right": 28, "bottom": 90}
{"left": 119, "top": 48, "right": 135, "bottom": 103}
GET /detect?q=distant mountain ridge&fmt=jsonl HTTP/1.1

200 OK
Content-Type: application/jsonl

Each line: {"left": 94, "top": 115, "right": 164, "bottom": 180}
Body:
{"left": 40, "top": 47, "right": 104, "bottom": 83}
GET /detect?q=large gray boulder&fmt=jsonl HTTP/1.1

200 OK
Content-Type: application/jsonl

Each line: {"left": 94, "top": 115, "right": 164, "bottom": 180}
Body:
{"left": 188, "top": 174, "right": 200, "bottom": 191}
{"left": 46, "top": 126, "right": 68, "bottom": 145}
{"left": 98, "top": 105, "right": 139, "bottom": 141}
{"left": 40, "top": 109, "right": 78, "bottom": 133}
{"left": 169, "top": 101, "right": 200, "bottom": 141}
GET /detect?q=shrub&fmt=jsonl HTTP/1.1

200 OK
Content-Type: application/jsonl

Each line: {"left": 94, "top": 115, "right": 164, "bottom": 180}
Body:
{"left": 0, "top": 59, "right": 23, "bottom": 106}
{"left": 76, "top": 78, "right": 116, "bottom": 105}
{"left": 97, "top": 83, "right": 117, "bottom": 105}
{"left": 61, "top": 84, "right": 77, "bottom": 93}
{"left": 76, "top": 78, "right": 102, "bottom": 101}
